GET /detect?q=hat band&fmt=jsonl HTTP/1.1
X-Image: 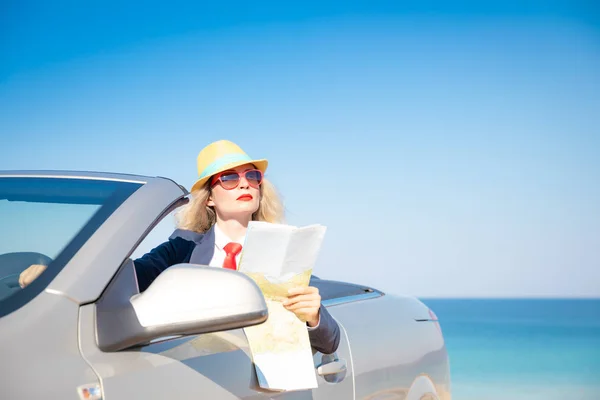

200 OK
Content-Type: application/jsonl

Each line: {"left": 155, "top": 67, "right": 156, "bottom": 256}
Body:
{"left": 198, "top": 153, "right": 254, "bottom": 179}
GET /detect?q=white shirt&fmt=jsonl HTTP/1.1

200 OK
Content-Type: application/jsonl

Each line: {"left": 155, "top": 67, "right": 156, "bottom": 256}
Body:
{"left": 209, "top": 223, "right": 244, "bottom": 268}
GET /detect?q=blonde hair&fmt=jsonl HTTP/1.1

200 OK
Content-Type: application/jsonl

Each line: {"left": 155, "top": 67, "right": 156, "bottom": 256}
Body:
{"left": 174, "top": 177, "right": 285, "bottom": 233}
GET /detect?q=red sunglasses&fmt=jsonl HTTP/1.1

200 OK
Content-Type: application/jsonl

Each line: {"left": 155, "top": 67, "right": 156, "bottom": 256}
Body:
{"left": 210, "top": 169, "right": 263, "bottom": 190}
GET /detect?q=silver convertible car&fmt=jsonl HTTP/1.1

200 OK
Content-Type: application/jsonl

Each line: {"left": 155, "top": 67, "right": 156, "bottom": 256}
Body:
{"left": 0, "top": 171, "right": 451, "bottom": 400}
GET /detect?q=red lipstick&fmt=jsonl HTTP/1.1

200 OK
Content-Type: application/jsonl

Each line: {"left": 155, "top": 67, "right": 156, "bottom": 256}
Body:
{"left": 237, "top": 194, "right": 253, "bottom": 201}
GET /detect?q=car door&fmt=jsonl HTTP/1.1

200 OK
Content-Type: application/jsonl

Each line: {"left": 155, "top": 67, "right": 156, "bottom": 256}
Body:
{"left": 79, "top": 212, "right": 353, "bottom": 399}
{"left": 79, "top": 292, "right": 354, "bottom": 399}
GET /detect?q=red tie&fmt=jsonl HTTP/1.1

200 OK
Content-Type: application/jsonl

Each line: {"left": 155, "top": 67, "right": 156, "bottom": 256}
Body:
{"left": 222, "top": 242, "right": 242, "bottom": 270}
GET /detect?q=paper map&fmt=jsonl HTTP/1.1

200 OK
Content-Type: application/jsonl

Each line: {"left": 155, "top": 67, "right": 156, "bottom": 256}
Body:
{"left": 238, "top": 222, "right": 327, "bottom": 391}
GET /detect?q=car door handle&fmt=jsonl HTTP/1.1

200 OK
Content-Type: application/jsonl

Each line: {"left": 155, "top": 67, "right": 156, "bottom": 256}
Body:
{"left": 317, "top": 359, "right": 347, "bottom": 376}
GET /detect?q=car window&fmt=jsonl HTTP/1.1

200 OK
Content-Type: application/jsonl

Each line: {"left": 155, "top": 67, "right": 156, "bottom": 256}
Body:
{"left": 0, "top": 176, "right": 142, "bottom": 316}
{"left": 130, "top": 208, "right": 180, "bottom": 261}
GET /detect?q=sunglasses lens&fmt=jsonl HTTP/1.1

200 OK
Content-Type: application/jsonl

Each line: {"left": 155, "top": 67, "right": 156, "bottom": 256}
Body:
{"left": 245, "top": 170, "right": 263, "bottom": 187}
{"left": 214, "top": 170, "right": 263, "bottom": 190}
{"left": 219, "top": 172, "right": 240, "bottom": 189}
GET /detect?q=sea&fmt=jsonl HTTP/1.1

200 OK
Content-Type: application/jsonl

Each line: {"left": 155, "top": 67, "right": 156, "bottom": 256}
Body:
{"left": 419, "top": 298, "right": 600, "bottom": 400}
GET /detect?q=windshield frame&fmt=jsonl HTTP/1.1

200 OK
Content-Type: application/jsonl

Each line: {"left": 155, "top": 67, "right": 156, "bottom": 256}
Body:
{"left": 0, "top": 176, "right": 143, "bottom": 318}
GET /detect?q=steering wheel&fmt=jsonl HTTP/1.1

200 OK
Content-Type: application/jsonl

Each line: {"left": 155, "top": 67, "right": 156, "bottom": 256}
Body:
{"left": 0, "top": 273, "right": 22, "bottom": 301}
{"left": 0, "top": 273, "right": 21, "bottom": 289}
{"left": 0, "top": 252, "right": 53, "bottom": 301}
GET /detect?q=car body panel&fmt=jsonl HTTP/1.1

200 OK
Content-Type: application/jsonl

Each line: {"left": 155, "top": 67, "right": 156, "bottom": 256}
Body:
{"left": 0, "top": 291, "right": 101, "bottom": 399}
{"left": 79, "top": 303, "right": 355, "bottom": 399}
{"left": 326, "top": 295, "right": 451, "bottom": 400}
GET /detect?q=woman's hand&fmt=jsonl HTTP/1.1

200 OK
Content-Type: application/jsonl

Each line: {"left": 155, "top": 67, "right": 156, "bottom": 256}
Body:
{"left": 19, "top": 264, "right": 47, "bottom": 288}
{"left": 283, "top": 286, "right": 321, "bottom": 327}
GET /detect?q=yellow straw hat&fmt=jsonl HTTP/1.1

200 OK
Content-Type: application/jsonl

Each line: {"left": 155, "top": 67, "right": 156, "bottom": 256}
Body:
{"left": 190, "top": 140, "right": 268, "bottom": 192}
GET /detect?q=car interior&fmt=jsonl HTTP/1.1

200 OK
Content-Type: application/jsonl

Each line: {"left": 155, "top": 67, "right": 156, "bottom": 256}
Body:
{"left": 0, "top": 251, "right": 52, "bottom": 300}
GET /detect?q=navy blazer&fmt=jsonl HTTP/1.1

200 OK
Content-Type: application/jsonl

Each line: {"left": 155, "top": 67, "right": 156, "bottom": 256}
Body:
{"left": 133, "top": 228, "right": 341, "bottom": 355}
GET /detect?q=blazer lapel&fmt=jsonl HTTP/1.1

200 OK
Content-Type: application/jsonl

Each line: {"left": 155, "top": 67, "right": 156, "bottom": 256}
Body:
{"left": 169, "top": 227, "right": 215, "bottom": 266}
{"left": 188, "top": 227, "right": 215, "bottom": 266}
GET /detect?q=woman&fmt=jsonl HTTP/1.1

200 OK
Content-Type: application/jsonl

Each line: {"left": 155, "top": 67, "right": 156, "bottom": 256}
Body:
{"left": 20, "top": 139, "right": 340, "bottom": 355}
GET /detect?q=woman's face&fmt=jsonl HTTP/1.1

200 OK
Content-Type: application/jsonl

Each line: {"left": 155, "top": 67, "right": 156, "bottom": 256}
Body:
{"left": 207, "top": 163, "right": 261, "bottom": 221}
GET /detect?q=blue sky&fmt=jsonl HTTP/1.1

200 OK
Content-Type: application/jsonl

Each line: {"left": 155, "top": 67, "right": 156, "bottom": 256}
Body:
{"left": 1, "top": 1, "right": 599, "bottom": 297}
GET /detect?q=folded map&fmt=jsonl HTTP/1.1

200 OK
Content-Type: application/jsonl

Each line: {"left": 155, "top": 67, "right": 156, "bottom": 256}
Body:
{"left": 238, "top": 221, "right": 327, "bottom": 391}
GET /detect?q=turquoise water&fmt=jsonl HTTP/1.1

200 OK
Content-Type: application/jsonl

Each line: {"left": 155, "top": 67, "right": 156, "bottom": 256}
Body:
{"left": 420, "top": 299, "right": 600, "bottom": 400}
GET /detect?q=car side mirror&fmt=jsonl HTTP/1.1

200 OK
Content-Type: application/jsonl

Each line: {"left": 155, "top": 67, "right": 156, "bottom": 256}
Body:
{"left": 96, "top": 260, "right": 268, "bottom": 352}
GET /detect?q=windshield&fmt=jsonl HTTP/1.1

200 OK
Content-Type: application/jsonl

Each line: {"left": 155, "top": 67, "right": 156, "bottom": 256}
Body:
{"left": 0, "top": 176, "right": 142, "bottom": 316}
